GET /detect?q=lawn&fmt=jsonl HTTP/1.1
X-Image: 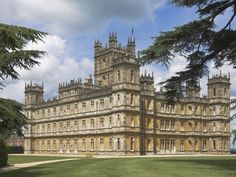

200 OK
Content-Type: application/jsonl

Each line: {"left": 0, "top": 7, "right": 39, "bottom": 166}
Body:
{"left": 2, "top": 156, "right": 236, "bottom": 177}
{"left": 8, "top": 155, "right": 70, "bottom": 164}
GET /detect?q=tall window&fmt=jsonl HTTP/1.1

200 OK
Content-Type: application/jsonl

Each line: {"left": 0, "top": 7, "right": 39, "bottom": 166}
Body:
{"left": 203, "top": 122, "right": 207, "bottom": 132}
{"left": 109, "top": 138, "right": 113, "bottom": 150}
{"left": 109, "top": 117, "right": 112, "bottom": 128}
{"left": 213, "top": 140, "right": 216, "bottom": 150}
{"left": 224, "top": 88, "right": 227, "bottom": 97}
{"left": 131, "top": 70, "right": 134, "bottom": 82}
{"left": 74, "top": 121, "right": 78, "bottom": 130}
{"left": 131, "top": 138, "right": 135, "bottom": 151}
{"left": 82, "top": 120, "right": 86, "bottom": 129}
{"left": 117, "top": 138, "right": 120, "bottom": 150}
{"left": 82, "top": 139, "right": 86, "bottom": 150}
{"left": 117, "top": 115, "right": 120, "bottom": 126}
{"left": 100, "top": 138, "right": 104, "bottom": 151}
{"left": 131, "top": 115, "right": 135, "bottom": 127}
{"left": 160, "top": 139, "right": 165, "bottom": 151}
{"left": 170, "top": 139, "right": 175, "bottom": 151}
{"left": 180, "top": 140, "right": 184, "bottom": 151}
{"left": 203, "top": 140, "right": 207, "bottom": 150}
{"left": 131, "top": 94, "right": 134, "bottom": 106}
{"left": 213, "top": 88, "right": 216, "bottom": 97}
{"left": 53, "top": 123, "right": 56, "bottom": 132}
{"left": 180, "top": 121, "right": 184, "bottom": 131}
{"left": 117, "top": 70, "right": 120, "bottom": 81}
{"left": 171, "top": 121, "right": 175, "bottom": 130}
{"left": 91, "top": 119, "right": 95, "bottom": 128}
{"left": 100, "top": 118, "right": 104, "bottom": 128}
{"left": 165, "top": 120, "right": 170, "bottom": 130}
{"left": 160, "top": 120, "right": 165, "bottom": 130}
{"left": 212, "top": 122, "right": 216, "bottom": 132}
{"left": 90, "top": 139, "right": 94, "bottom": 150}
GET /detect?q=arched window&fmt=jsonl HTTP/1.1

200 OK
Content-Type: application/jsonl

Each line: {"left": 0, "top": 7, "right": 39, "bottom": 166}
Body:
{"left": 117, "top": 70, "right": 120, "bottom": 81}
{"left": 131, "top": 138, "right": 135, "bottom": 151}
{"left": 117, "top": 138, "right": 120, "bottom": 150}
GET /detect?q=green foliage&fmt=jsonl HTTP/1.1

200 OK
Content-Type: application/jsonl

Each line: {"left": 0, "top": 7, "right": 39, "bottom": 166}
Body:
{"left": 0, "top": 136, "right": 8, "bottom": 167}
{"left": 0, "top": 23, "right": 47, "bottom": 88}
{"left": 0, "top": 98, "right": 27, "bottom": 139}
{"left": 140, "top": 0, "right": 236, "bottom": 102}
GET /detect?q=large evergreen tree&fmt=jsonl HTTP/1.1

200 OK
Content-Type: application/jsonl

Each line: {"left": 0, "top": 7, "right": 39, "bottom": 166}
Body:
{"left": 0, "top": 23, "right": 46, "bottom": 141}
{"left": 140, "top": 0, "right": 236, "bottom": 101}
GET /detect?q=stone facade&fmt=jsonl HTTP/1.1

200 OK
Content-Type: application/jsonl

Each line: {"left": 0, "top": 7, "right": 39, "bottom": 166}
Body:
{"left": 24, "top": 33, "right": 231, "bottom": 155}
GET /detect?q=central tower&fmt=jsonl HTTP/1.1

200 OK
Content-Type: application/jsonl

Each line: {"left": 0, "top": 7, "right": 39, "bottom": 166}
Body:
{"left": 94, "top": 32, "right": 140, "bottom": 87}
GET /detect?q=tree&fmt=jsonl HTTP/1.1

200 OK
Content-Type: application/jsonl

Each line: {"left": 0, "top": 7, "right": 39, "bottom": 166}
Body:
{"left": 140, "top": 0, "right": 236, "bottom": 102}
{"left": 0, "top": 23, "right": 46, "bottom": 166}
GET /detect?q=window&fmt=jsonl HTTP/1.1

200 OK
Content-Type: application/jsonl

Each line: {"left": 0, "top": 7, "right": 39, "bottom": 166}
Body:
{"left": 180, "top": 121, "right": 184, "bottom": 131}
{"left": 42, "top": 125, "right": 45, "bottom": 133}
{"left": 170, "top": 139, "right": 175, "bottom": 151}
{"left": 213, "top": 107, "right": 216, "bottom": 116}
{"left": 203, "top": 140, "right": 207, "bottom": 150}
{"left": 109, "top": 138, "right": 113, "bottom": 150}
{"left": 109, "top": 97, "right": 112, "bottom": 104}
{"left": 224, "top": 88, "right": 227, "bottom": 97}
{"left": 180, "top": 105, "right": 184, "bottom": 114}
{"left": 47, "top": 141, "right": 50, "bottom": 150}
{"left": 131, "top": 115, "right": 135, "bottom": 127}
{"left": 117, "top": 70, "right": 120, "bottom": 81}
{"left": 67, "top": 122, "right": 70, "bottom": 131}
{"left": 53, "top": 140, "right": 56, "bottom": 150}
{"left": 213, "top": 140, "right": 216, "bottom": 150}
{"left": 165, "top": 120, "right": 170, "bottom": 130}
{"left": 131, "top": 94, "right": 134, "bottom": 106}
{"left": 53, "top": 123, "right": 56, "bottom": 132}
{"left": 82, "top": 102, "right": 86, "bottom": 109}
{"left": 117, "top": 138, "right": 120, "bottom": 150}
{"left": 91, "top": 101, "right": 94, "bottom": 107}
{"left": 161, "top": 103, "right": 165, "bottom": 112}
{"left": 59, "top": 122, "right": 63, "bottom": 131}
{"left": 91, "top": 119, "right": 95, "bottom": 128}
{"left": 213, "top": 88, "right": 216, "bottom": 97}
{"left": 100, "top": 99, "right": 104, "bottom": 107}
{"left": 203, "top": 122, "right": 207, "bottom": 132}
{"left": 165, "top": 139, "right": 170, "bottom": 151}
{"left": 74, "top": 103, "right": 78, "bottom": 110}
{"left": 82, "top": 120, "right": 86, "bottom": 129}
{"left": 171, "top": 121, "right": 175, "bottom": 130}
{"left": 117, "top": 115, "right": 120, "bottom": 126}
{"left": 109, "top": 117, "right": 112, "bottom": 128}
{"left": 160, "top": 120, "right": 165, "bottom": 130}
{"left": 131, "top": 70, "right": 134, "bottom": 82}
{"left": 67, "top": 105, "right": 70, "bottom": 110}
{"left": 91, "top": 139, "right": 94, "bottom": 150}
{"left": 53, "top": 107, "right": 57, "bottom": 116}
{"left": 131, "top": 138, "right": 135, "bottom": 151}
{"left": 100, "top": 138, "right": 104, "bottom": 151}
{"left": 203, "top": 106, "right": 207, "bottom": 115}
{"left": 160, "top": 139, "right": 165, "bottom": 151}
{"left": 47, "top": 124, "right": 51, "bottom": 132}
{"left": 212, "top": 122, "right": 216, "bottom": 132}
{"left": 117, "top": 94, "right": 120, "bottom": 102}
{"left": 100, "top": 118, "right": 104, "bottom": 128}
{"left": 180, "top": 140, "right": 184, "bottom": 151}
{"left": 74, "top": 121, "right": 78, "bottom": 130}
{"left": 82, "top": 139, "right": 86, "bottom": 150}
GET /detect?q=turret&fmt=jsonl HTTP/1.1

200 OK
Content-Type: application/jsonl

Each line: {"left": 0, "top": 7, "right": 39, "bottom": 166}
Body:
{"left": 25, "top": 81, "right": 44, "bottom": 106}
{"left": 108, "top": 32, "right": 117, "bottom": 48}
{"left": 207, "top": 72, "right": 230, "bottom": 99}
{"left": 140, "top": 71, "right": 155, "bottom": 96}
{"left": 94, "top": 40, "right": 102, "bottom": 56}
{"left": 127, "top": 29, "right": 135, "bottom": 57}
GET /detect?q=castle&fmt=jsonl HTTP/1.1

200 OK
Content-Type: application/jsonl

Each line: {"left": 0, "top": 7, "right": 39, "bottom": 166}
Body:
{"left": 24, "top": 33, "right": 231, "bottom": 155}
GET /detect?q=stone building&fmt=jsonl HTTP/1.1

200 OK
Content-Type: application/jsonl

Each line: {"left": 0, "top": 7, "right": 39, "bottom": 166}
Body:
{"left": 24, "top": 33, "right": 231, "bottom": 155}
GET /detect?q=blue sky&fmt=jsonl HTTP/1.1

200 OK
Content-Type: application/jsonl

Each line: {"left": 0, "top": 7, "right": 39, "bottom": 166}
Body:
{"left": 0, "top": 0, "right": 235, "bottom": 145}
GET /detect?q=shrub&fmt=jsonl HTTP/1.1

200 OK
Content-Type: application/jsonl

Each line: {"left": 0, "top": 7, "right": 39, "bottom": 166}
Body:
{"left": 0, "top": 137, "right": 8, "bottom": 167}
{"left": 8, "top": 146, "right": 24, "bottom": 154}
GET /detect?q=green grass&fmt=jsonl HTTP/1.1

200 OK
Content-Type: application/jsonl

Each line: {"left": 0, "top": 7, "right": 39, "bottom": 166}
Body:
{"left": 2, "top": 156, "right": 236, "bottom": 177}
{"left": 8, "top": 155, "right": 70, "bottom": 164}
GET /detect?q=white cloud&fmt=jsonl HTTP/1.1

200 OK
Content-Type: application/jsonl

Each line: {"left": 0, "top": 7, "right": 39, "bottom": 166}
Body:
{"left": 0, "top": 0, "right": 166, "bottom": 35}
{"left": 0, "top": 35, "right": 94, "bottom": 102}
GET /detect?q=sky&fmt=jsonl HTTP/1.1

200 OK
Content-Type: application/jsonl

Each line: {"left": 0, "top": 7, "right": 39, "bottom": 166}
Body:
{"left": 0, "top": 0, "right": 235, "bottom": 146}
